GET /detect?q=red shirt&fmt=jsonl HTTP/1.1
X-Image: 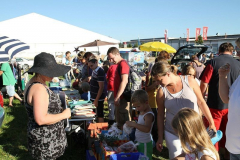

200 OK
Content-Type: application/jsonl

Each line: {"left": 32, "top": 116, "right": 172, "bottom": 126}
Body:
{"left": 106, "top": 64, "right": 117, "bottom": 91}
{"left": 114, "top": 60, "right": 130, "bottom": 98}
{"left": 200, "top": 64, "right": 213, "bottom": 83}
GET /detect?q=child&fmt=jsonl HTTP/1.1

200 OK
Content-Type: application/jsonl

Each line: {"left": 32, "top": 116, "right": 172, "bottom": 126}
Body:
{"left": 88, "top": 55, "right": 106, "bottom": 122}
{"left": 80, "top": 82, "right": 90, "bottom": 101}
{"left": 171, "top": 108, "right": 219, "bottom": 160}
{"left": 182, "top": 64, "right": 200, "bottom": 86}
{"left": 126, "top": 90, "right": 154, "bottom": 160}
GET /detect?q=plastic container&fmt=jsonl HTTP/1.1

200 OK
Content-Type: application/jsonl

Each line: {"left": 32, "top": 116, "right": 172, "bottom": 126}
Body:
{"left": 49, "top": 82, "right": 59, "bottom": 87}
{"left": 49, "top": 87, "right": 62, "bottom": 94}
{"left": 110, "top": 152, "right": 144, "bottom": 160}
{"left": 21, "top": 78, "right": 25, "bottom": 90}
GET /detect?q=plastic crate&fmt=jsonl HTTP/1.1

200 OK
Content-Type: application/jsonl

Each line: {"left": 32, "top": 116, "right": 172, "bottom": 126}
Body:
{"left": 110, "top": 152, "right": 144, "bottom": 160}
{"left": 49, "top": 82, "right": 59, "bottom": 87}
{"left": 99, "top": 143, "right": 116, "bottom": 160}
{"left": 86, "top": 150, "right": 97, "bottom": 160}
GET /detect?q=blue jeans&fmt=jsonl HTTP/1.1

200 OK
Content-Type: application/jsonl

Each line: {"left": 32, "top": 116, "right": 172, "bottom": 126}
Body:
{"left": 230, "top": 153, "right": 240, "bottom": 160}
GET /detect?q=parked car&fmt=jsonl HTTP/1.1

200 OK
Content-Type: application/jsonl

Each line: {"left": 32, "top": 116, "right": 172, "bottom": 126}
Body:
{"left": 15, "top": 58, "right": 34, "bottom": 70}
{"left": 171, "top": 44, "right": 208, "bottom": 73}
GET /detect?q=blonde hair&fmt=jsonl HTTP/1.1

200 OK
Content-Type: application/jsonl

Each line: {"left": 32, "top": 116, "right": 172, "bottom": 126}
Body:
{"left": 172, "top": 108, "right": 219, "bottom": 160}
{"left": 131, "top": 90, "right": 149, "bottom": 104}
{"left": 182, "top": 65, "right": 196, "bottom": 77}
{"left": 151, "top": 61, "right": 177, "bottom": 77}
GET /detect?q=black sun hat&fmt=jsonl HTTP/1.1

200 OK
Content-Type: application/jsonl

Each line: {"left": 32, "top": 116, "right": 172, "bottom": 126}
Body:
{"left": 26, "top": 52, "right": 71, "bottom": 77}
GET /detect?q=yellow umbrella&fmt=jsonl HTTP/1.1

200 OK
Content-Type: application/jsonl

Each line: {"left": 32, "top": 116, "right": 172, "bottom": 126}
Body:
{"left": 140, "top": 41, "right": 176, "bottom": 53}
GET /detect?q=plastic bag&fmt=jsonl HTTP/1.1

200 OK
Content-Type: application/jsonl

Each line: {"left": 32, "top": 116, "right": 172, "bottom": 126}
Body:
{"left": 138, "top": 154, "right": 149, "bottom": 160}
{"left": 52, "top": 77, "right": 59, "bottom": 83}
{"left": 108, "top": 123, "right": 122, "bottom": 136}
{"left": 123, "top": 123, "right": 133, "bottom": 135}
{"left": 117, "top": 141, "right": 138, "bottom": 153}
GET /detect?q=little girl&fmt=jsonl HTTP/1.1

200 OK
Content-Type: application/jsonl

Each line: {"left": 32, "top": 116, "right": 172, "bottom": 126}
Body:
{"left": 171, "top": 108, "right": 219, "bottom": 160}
{"left": 126, "top": 90, "right": 154, "bottom": 160}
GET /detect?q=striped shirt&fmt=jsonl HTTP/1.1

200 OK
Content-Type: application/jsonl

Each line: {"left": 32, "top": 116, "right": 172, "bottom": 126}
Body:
{"left": 90, "top": 66, "right": 106, "bottom": 101}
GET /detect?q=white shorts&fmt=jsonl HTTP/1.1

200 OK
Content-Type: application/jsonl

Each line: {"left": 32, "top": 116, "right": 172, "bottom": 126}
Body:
{"left": 6, "top": 85, "right": 16, "bottom": 97}
{"left": 164, "top": 130, "right": 182, "bottom": 159}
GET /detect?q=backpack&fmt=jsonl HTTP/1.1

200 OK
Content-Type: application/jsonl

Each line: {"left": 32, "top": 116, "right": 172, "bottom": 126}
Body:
{"left": 118, "top": 61, "right": 142, "bottom": 102}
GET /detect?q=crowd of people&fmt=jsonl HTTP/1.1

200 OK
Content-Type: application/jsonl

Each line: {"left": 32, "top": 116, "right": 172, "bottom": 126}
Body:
{"left": 2, "top": 38, "right": 237, "bottom": 159}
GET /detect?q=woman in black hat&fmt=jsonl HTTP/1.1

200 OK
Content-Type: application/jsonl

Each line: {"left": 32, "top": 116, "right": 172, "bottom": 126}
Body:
{"left": 24, "top": 52, "right": 71, "bottom": 160}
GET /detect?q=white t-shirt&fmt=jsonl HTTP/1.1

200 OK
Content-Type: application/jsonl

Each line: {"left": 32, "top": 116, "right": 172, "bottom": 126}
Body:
{"left": 226, "top": 75, "right": 240, "bottom": 154}
{"left": 185, "top": 148, "right": 217, "bottom": 160}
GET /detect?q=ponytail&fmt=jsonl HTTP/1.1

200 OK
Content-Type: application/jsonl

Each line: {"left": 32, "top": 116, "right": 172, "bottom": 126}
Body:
{"left": 170, "top": 65, "right": 178, "bottom": 75}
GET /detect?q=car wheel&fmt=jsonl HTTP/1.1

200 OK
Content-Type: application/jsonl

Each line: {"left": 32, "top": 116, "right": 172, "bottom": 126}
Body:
{"left": 23, "top": 64, "right": 29, "bottom": 70}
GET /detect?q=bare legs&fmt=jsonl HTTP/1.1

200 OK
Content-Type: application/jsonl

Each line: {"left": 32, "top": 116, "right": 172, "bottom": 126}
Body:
{"left": 9, "top": 93, "right": 23, "bottom": 107}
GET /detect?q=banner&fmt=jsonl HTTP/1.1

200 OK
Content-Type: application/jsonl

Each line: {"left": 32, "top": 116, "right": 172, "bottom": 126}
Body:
{"left": 196, "top": 28, "right": 201, "bottom": 40}
{"left": 164, "top": 29, "right": 168, "bottom": 43}
{"left": 203, "top": 27, "right": 208, "bottom": 40}
{"left": 187, "top": 28, "right": 189, "bottom": 41}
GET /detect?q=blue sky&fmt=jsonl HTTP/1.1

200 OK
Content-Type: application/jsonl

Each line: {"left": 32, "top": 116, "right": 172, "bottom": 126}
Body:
{"left": 0, "top": 0, "right": 239, "bottom": 42}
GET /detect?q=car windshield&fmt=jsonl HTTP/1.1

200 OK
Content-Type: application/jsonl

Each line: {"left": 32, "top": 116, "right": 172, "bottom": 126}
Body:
{"left": 173, "top": 47, "right": 202, "bottom": 60}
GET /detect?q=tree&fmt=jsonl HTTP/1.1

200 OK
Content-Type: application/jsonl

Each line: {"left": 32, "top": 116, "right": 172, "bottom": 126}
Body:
{"left": 119, "top": 43, "right": 124, "bottom": 48}
{"left": 133, "top": 42, "right": 138, "bottom": 48}
{"left": 127, "top": 43, "right": 132, "bottom": 48}
{"left": 195, "top": 35, "right": 204, "bottom": 44}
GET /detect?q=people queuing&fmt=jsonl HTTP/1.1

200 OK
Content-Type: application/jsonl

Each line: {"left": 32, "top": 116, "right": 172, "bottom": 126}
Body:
{"left": 14, "top": 40, "right": 240, "bottom": 159}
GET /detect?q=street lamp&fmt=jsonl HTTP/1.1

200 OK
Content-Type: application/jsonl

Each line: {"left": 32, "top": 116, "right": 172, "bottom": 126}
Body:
{"left": 179, "top": 37, "right": 182, "bottom": 48}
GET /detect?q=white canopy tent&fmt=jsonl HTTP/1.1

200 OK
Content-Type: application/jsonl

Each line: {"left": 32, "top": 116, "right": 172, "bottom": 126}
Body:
{"left": 0, "top": 13, "right": 119, "bottom": 59}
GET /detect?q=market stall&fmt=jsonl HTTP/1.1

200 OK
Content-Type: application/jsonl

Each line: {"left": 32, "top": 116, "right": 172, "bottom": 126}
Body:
{"left": 50, "top": 80, "right": 96, "bottom": 149}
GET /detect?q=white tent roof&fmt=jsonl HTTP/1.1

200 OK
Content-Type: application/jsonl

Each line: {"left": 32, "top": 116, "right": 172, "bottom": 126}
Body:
{"left": 0, "top": 13, "right": 120, "bottom": 44}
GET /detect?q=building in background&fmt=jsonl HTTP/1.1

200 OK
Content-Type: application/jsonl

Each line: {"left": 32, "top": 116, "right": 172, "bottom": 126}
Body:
{"left": 128, "top": 34, "right": 240, "bottom": 53}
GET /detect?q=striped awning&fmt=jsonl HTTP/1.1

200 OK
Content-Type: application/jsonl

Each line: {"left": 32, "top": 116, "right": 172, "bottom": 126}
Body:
{"left": 0, "top": 36, "right": 30, "bottom": 63}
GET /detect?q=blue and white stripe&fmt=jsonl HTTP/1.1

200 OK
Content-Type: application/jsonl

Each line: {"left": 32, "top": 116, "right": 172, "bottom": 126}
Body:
{"left": 0, "top": 36, "right": 30, "bottom": 63}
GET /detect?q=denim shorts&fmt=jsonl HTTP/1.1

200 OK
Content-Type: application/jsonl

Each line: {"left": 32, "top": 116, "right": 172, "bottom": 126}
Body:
{"left": 6, "top": 85, "right": 15, "bottom": 97}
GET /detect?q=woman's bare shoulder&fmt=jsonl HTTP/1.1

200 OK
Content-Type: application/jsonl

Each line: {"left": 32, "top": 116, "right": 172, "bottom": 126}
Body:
{"left": 28, "top": 83, "right": 48, "bottom": 95}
